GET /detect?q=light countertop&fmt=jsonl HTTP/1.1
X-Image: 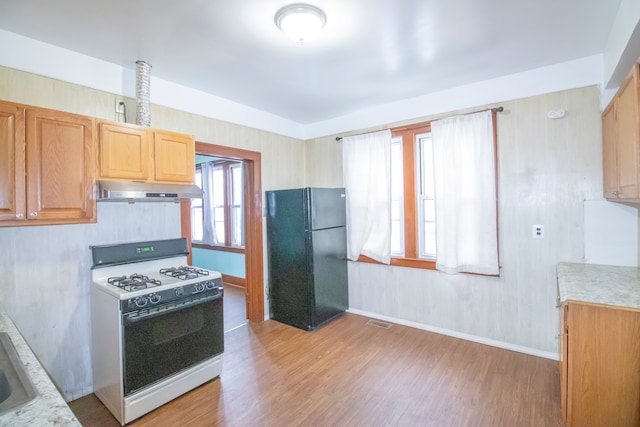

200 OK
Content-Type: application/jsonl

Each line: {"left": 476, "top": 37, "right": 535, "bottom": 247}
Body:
{"left": 0, "top": 310, "right": 81, "bottom": 427}
{"left": 557, "top": 262, "right": 640, "bottom": 310}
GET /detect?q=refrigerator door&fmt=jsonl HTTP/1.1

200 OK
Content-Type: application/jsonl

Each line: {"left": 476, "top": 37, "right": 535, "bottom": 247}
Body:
{"left": 308, "top": 188, "right": 346, "bottom": 230}
{"left": 309, "top": 226, "right": 349, "bottom": 328}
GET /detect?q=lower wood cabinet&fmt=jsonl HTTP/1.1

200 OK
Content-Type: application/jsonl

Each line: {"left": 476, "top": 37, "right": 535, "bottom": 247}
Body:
{"left": 560, "top": 302, "right": 640, "bottom": 426}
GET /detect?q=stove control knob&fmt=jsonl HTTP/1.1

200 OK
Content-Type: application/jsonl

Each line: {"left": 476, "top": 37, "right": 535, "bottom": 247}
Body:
{"left": 194, "top": 282, "right": 205, "bottom": 293}
{"left": 134, "top": 296, "right": 148, "bottom": 308}
{"left": 148, "top": 293, "right": 161, "bottom": 304}
{"left": 205, "top": 280, "right": 215, "bottom": 290}
{"left": 174, "top": 287, "right": 184, "bottom": 297}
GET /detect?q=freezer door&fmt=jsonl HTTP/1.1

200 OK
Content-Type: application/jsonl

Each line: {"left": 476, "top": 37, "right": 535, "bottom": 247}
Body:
{"left": 309, "top": 226, "right": 349, "bottom": 327}
{"left": 308, "top": 188, "right": 346, "bottom": 230}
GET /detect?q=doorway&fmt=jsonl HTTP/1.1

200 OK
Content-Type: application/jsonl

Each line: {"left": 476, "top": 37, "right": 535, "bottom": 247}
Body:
{"left": 181, "top": 142, "right": 264, "bottom": 323}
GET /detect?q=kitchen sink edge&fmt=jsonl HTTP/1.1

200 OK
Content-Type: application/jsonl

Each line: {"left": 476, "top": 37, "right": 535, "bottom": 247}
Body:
{"left": 0, "top": 332, "right": 39, "bottom": 414}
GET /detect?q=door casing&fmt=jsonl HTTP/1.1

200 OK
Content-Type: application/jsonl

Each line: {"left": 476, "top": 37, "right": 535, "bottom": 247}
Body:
{"left": 181, "top": 142, "right": 264, "bottom": 322}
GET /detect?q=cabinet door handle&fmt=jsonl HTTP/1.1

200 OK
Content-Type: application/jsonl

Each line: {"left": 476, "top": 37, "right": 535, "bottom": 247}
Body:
{"left": 15, "top": 213, "right": 24, "bottom": 219}
{"left": 610, "top": 191, "right": 619, "bottom": 196}
{"left": 29, "top": 212, "right": 38, "bottom": 217}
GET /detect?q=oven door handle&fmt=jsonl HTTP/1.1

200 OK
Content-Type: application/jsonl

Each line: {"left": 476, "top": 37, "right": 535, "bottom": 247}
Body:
{"left": 122, "top": 294, "right": 220, "bottom": 324}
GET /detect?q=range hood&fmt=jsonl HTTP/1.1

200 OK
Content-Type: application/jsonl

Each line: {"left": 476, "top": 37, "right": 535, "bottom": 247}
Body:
{"left": 97, "top": 180, "right": 203, "bottom": 202}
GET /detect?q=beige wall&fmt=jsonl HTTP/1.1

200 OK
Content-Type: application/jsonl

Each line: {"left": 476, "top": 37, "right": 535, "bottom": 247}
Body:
{"left": 305, "top": 86, "right": 603, "bottom": 357}
{"left": 0, "top": 66, "right": 306, "bottom": 400}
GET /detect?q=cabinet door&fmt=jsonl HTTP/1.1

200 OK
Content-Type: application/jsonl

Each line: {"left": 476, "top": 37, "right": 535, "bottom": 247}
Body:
{"left": 602, "top": 103, "right": 618, "bottom": 199}
{"left": 25, "top": 108, "right": 95, "bottom": 221}
{"left": 99, "top": 122, "right": 151, "bottom": 180}
{"left": 567, "top": 303, "right": 640, "bottom": 426}
{"left": 614, "top": 73, "right": 640, "bottom": 199}
{"left": 153, "top": 130, "right": 195, "bottom": 183}
{"left": 0, "top": 102, "right": 25, "bottom": 221}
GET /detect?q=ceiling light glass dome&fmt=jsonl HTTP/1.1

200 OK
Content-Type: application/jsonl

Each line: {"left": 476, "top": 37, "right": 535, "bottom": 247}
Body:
{"left": 275, "top": 3, "right": 327, "bottom": 43}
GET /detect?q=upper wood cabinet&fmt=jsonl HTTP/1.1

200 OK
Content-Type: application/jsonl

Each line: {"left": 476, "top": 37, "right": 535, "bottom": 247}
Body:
{"left": 0, "top": 101, "right": 96, "bottom": 227}
{"left": 602, "top": 63, "right": 640, "bottom": 201}
{"left": 98, "top": 121, "right": 195, "bottom": 184}
{"left": 99, "top": 121, "right": 151, "bottom": 181}
{"left": 0, "top": 102, "right": 25, "bottom": 222}
{"left": 154, "top": 130, "right": 196, "bottom": 183}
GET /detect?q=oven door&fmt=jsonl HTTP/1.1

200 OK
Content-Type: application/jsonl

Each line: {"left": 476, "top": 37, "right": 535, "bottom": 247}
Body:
{"left": 122, "top": 294, "right": 223, "bottom": 396}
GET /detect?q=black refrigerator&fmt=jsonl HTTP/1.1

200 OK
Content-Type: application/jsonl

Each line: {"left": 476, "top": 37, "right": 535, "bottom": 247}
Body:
{"left": 266, "top": 187, "right": 349, "bottom": 331}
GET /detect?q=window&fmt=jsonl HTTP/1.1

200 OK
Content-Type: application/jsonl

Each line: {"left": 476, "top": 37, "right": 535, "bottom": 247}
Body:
{"left": 344, "top": 110, "right": 498, "bottom": 274}
{"left": 389, "top": 124, "right": 435, "bottom": 268}
{"left": 417, "top": 132, "right": 436, "bottom": 259}
{"left": 391, "top": 112, "right": 499, "bottom": 275}
{"left": 388, "top": 132, "right": 438, "bottom": 259}
{"left": 230, "top": 163, "right": 243, "bottom": 246}
{"left": 390, "top": 136, "right": 404, "bottom": 256}
{"left": 192, "top": 160, "right": 244, "bottom": 249}
{"left": 192, "top": 168, "right": 204, "bottom": 241}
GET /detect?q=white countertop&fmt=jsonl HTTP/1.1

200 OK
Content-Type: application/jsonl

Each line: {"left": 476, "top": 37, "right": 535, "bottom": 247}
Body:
{"left": 0, "top": 311, "right": 81, "bottom": 427}
{"left": 557, "top": 262, "right": 640, "bottom": 310}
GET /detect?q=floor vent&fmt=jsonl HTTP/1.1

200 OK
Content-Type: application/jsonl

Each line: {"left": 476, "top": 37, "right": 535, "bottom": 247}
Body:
{"left": 366, "top": 319, "right": 392, "bottom": 329}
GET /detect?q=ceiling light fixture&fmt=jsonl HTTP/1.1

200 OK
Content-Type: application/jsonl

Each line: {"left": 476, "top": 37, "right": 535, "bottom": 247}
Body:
{"left": 274, "top": 3, "right": 327, "bottom": 43}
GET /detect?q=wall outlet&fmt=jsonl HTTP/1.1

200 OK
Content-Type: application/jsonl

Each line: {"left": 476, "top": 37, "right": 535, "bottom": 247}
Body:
{"left": 532, "top": 224, "right": 544, "bottom": 239}
{"left": 115, "top": 99, "right": 125, "bottom": 114}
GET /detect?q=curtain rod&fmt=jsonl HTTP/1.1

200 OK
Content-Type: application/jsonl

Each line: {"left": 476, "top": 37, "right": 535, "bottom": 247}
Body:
{"left": 335, "top": 106, "right": 504, "bottom": 141}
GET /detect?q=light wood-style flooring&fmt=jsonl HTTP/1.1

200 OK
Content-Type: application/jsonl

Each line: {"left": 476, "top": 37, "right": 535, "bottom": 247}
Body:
{"left": 222, "top": 284, "right": 247, "bottom": 333}
{"left": 69, "top": 311, "right": 563, "bottom": 426}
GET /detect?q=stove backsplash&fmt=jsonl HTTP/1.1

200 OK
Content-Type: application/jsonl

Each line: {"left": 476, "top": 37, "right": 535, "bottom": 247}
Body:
{"left": 0, "top": 201, "right": 182, "bottom": 401}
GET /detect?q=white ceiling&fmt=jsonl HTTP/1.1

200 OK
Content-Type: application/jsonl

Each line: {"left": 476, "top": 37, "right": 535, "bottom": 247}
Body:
{"left": 0, "top": 0, "right": 623, "bottom": 125}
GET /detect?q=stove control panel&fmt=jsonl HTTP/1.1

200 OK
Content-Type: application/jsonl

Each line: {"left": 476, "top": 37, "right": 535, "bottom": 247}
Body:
{"left": 121, "top": 277, "right": 223, "bottom": 314}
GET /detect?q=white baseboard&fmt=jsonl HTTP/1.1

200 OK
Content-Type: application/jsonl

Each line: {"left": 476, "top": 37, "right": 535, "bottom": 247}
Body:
{"left": 347, "top": 308, "right": 559, "bottom": 361}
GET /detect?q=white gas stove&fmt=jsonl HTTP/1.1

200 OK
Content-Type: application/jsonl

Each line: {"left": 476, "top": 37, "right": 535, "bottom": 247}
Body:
{"left": 90, "top": 238, "right": 224, "bottom": 425}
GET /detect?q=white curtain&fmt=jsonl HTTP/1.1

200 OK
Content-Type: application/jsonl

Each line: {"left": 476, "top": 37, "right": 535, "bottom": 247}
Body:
{"left": 342, "top": 129, "right": 393, "bottom": 264}
{"left": 200, "top": 161, "right": 219, "bottom": 245}
{"left": 431, "top": 110, "right": 499, "bottom": 275}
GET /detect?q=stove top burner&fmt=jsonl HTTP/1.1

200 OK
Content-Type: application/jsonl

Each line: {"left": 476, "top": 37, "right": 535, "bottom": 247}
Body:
{"left": 107, "top": 274, "right": 162, "bottom": 292}
{"left": 159, "top": 266, "right": 210, "bottom": 280}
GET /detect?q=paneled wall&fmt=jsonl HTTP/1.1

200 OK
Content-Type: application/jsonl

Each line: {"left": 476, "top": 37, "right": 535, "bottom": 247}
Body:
{"left": 0, "top": 66, "right": 306, "bottom": 400}
{"left": 305, "top": 86, "right": 603, "bottom": 357}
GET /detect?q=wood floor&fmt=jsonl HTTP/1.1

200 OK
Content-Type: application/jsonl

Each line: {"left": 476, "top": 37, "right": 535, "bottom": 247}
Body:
{"left": 69, "top": 310, "right": 563, "bottom": 427}
{"left": 222, "top": 284, "right": 247, "bottom": 333}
